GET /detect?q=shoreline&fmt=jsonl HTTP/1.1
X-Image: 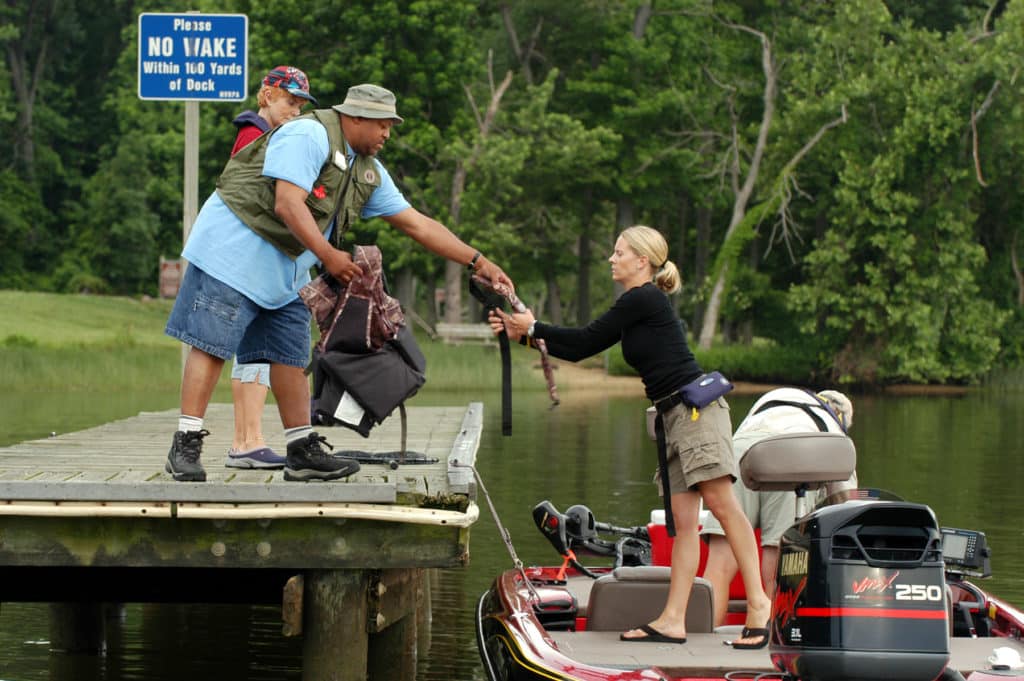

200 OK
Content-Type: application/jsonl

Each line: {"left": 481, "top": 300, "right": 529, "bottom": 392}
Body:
{"left": 543, "top": 361, "right": 971, "bottom": 397}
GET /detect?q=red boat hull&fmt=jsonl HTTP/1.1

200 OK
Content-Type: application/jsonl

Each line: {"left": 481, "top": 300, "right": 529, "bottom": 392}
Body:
{"left": 477, "top": 565, "right": 1024, "bottom": 681}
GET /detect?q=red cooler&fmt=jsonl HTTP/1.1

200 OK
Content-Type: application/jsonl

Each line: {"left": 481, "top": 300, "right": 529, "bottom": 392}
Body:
{"left": 647, "top": 509, "right": 760, "bottom": 625}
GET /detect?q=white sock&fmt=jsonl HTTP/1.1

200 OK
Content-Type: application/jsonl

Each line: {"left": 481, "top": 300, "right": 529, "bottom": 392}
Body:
{"left": 178, "top": 415, "right": 204, "bottom": 433}
{"left": 285, "top": 426, "right": 313, "bottom": 445}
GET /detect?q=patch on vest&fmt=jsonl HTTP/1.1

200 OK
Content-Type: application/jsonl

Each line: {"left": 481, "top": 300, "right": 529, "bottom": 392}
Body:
{"left": 363, "top": 168, "right": 377, "bottom": 183}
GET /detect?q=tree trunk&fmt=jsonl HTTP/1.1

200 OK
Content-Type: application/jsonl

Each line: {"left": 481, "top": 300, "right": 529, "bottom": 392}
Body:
{"left": 676, "top": 198, "right": 689, "bottom": 269}
{"left": 394, "top": 269, "right": 416, "bottom": 313}
{"left": 546, "top": 269, "right": 564, "bottom": 325}
{"left": 698, "top": 25, "right": 776, "bottom": 350}
{"left": 700, "top": 264, "right": 731, "bottom": 348}
{"left": 576, "top": 189, "right": 594, "bottom": 324}
{"left": 633, "top": 2, "right": 653, "bottom": 39}
{"left": 443, "top": 66, "right": 513, "bottom": 322}
{"left": 535, "top": 288, "right": 549, "bottom": 324}
{"left": 443, "top": 260, "right": 463, "bottom": 323}
{"left": 501, "top": 3, "right": 538, "bottom": 86}
{"left": 1012, "top": 231, "right": 1024, "bottom": 307}
{"left": 426, "top": 273, "right": 440, "bottom": 328}
{"left": 6, "top": 0, "right": 57, "bottom": 179}
{"left": 613, "top": 200, "right": 634, "bottom": 298}
{"left": 739, "top": 239, "right": 758, "bottom": 344}
{"left": 674, "top": 195, "right": 689, "bottom": 302}
{"left": 690, "top": 205, "right": 712, "bottom": 337}
{"left": 696, "top": 23, "right": 845, "bottom": 350}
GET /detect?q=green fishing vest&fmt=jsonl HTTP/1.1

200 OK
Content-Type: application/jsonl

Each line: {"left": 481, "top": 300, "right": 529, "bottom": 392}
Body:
{"left": 216, "top": 109, "right": 382, "bottom": 259}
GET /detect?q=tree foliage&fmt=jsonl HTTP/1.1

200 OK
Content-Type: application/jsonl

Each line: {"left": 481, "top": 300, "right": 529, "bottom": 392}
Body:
{"left": 2, "top": 0, "right": 1023, "bottom": 385}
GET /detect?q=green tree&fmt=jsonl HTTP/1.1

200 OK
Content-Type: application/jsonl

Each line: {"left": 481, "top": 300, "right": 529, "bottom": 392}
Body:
{"left": 789, "top": 4, "right": 1010, "bottom": 384}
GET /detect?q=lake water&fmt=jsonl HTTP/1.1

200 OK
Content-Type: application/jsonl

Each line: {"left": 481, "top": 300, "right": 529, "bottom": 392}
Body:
{"left": 1, "top": 387, "right": 1022, "bottom": 680}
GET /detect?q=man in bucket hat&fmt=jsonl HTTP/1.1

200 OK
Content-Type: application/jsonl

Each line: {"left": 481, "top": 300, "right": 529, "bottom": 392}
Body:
{"left": 334, "top": 83, "right": 403, "bottom": 123}
{"left": 164, "top": 83, "right": 513, "bottom": 483}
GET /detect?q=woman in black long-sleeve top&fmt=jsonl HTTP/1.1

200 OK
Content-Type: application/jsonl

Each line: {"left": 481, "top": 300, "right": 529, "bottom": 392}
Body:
{"left": 489, "top": 225, "right": 771, "bottom": 649}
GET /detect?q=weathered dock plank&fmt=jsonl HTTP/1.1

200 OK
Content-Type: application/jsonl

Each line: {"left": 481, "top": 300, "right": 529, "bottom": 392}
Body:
{"left": 0, "top": 402, "right": 481, "bottom": 506}
{"left": 0, "top": 402, "right": 481, "bottom": 569}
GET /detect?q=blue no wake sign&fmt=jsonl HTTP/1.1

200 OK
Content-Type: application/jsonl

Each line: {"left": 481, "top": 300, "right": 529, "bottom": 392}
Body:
{"left": 138, "top": 13, "right": 248, "bottom": 101}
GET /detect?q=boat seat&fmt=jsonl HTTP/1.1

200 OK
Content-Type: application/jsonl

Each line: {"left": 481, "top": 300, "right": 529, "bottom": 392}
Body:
{"left": 739, "top": 432, "right": 856, "bottom": 519}
{"left": 586, "top": 566, "right": 714, "bottom": 633}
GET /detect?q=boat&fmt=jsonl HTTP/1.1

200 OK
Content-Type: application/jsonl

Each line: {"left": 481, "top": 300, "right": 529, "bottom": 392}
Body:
{"left": 476, "top": 432, "right": 1024, "bottom": 681}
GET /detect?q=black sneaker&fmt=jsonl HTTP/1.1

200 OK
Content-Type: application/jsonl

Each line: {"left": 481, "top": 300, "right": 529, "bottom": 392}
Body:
{"left": 166, "top": 429, "right": 209, "bottom": 482}
{"left": 284, "top": 432, "right": 360, "bottom": 482}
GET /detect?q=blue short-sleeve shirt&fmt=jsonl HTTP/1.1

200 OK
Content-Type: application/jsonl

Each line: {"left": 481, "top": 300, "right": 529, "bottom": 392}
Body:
{"left": 182, "top": 117, "right": 410, "bottom": 309}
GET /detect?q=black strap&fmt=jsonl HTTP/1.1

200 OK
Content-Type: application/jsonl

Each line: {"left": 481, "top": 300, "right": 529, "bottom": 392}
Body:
{"left": 808, "top": 392, "right": 848, "bottom": 433}
{"left": 654, "top": 412, "right": 676, "bottom": 537}
{"left": 468, "top": 277, "right": 512, "bottom": 436}
{"left": 498, "top": 329, "right": 511, "bottom": 436}
{"left": 752, "top": 399, "right": 829, "bottom": 432}
{"left": 654, "top": 391, "right": 685, "bottom": 415}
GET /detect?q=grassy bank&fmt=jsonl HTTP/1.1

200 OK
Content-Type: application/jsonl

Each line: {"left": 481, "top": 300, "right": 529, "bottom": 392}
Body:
{"left": 11, "top": 290, "right": 1015, "bottom": 394}
{"left": 0, "top": 290, "right": 547, "bottom": 393}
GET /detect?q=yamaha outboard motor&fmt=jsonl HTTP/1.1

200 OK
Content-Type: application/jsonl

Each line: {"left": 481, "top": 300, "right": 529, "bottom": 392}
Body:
{"left": 771, "top": 500, "right": 949, "bottom": 681}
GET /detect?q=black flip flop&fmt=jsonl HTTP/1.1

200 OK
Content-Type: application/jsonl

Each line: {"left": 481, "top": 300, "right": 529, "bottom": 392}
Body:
{"left": 724, "top": 626, "right": 769, "bottom": 649}
{"left": 620, "top": 623, "right": 686, "bottom": 644}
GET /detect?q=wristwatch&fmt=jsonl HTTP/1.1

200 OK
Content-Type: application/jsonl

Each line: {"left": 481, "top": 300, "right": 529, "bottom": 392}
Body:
{"left": 527, "top": 321, "right": 536, "bottom": 338}
{"left": 467, "top": 251, "right": 482, "bottom": 272}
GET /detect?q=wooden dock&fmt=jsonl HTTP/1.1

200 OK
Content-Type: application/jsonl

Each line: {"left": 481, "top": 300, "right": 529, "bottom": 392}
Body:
{"left": 0, "top": 402, "right": 484, "bottom": 681}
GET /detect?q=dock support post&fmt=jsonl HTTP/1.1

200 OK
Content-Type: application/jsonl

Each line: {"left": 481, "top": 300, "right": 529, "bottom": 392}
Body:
{"left": 416, "top": 569, "right": 434, "bottom": 658}
{"left": 48, "top": 602, "right": 106, "bottom": 654}
{"left": 300, "top": 568, "right": 429, "bottom": 681}
{"left": 302, "top": 570, "right": 369, "bottom": 681}
{"left": 366, "top": 568, "right": 427, "bottom": 681}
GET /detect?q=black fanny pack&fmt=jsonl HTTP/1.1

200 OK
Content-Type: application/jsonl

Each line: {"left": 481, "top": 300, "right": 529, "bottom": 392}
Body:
{"left": 656, "top": 371, "right": 734, "bottom": 414}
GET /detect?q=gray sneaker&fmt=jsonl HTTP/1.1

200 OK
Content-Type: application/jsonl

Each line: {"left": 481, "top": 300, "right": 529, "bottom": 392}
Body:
{"left": 166, "top": 429, "right": 209, "bottom": 482}
{"left": 284, "top": 432, "right": 360, "bottom": 481}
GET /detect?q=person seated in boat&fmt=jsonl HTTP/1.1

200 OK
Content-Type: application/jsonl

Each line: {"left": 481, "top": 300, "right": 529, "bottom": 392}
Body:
{"left": 700, "top": 387, "right": 857, "bottom": 627}
{"left": 489, "top": 225, "right": 772, "bottom": 649}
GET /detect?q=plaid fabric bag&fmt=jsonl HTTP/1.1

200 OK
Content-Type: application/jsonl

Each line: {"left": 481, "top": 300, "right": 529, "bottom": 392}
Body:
{"left": 298, "top": 245, "right": 404, "bottom": 354}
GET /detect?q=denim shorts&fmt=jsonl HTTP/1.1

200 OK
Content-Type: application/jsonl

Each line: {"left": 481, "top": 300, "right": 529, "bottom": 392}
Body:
{"left": 231, "top": 358, "right": 271, "bottom": 386}
{"left": 165, "top": 265, "right": 311, "bottom": 368}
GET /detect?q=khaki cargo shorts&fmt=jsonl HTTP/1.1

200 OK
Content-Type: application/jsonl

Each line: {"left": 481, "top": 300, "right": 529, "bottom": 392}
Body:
{"left": 655, "top": 398, "right": 736, "bottom": 496}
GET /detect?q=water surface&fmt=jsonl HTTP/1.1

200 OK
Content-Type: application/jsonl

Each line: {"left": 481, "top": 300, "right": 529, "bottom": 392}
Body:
{"left": 1, "top": 387, "right": 1021, "bottom": 680}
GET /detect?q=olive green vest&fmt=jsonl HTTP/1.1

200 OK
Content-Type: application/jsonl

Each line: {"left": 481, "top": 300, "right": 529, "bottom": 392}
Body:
{"left": 216, "top": 109, "right": 382, "bottom": 259}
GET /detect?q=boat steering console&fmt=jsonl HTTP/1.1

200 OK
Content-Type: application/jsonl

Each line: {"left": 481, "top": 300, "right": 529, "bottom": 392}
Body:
{"left": 942, "top": 526, "right": 994, "bottom": 638}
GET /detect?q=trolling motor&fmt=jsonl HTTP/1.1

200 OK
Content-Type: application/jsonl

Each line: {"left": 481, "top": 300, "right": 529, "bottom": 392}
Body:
{"left": 532, "top": 500, "right": 650, "bottom": 579}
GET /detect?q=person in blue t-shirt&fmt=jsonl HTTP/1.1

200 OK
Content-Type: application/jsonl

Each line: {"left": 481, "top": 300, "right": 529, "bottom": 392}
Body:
{"left": 164, "top": 83, "right": 512, "bottom": 484}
